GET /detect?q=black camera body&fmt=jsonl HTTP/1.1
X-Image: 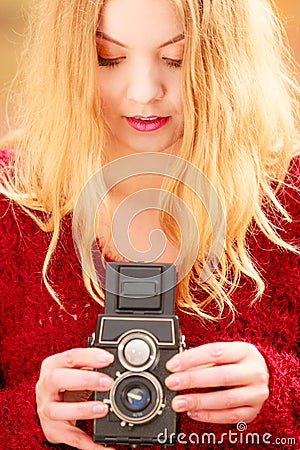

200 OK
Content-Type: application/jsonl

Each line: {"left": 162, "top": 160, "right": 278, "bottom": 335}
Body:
{"left": 88, "top": 262, "right": 184, "bottom": 447}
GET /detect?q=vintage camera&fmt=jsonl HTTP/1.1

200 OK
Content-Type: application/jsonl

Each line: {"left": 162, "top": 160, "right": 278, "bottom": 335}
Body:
{"left": 88, "top": 262, "right": 184, "bottom": 447}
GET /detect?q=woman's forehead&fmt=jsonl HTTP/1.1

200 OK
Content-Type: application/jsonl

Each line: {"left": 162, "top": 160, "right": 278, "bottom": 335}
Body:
{"left": 98, "top": 0, "right": 183, "bottom": 49}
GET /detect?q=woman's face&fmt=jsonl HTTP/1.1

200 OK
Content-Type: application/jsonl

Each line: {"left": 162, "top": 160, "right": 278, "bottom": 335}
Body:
{"left": 97, "top": 0, "right": 184, "bottom": 158}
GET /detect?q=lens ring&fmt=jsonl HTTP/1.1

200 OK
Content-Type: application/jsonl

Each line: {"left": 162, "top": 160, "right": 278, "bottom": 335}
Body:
{"left": 110, "top": 371, "right": 163, "bottom": 424}
{"left": 118, "top": 330, "right": 157, "bottom": 371}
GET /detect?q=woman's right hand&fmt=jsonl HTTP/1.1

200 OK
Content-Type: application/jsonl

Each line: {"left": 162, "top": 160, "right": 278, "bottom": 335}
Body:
{"left": 36, "top": 348, "right": 116, "bottom": 450}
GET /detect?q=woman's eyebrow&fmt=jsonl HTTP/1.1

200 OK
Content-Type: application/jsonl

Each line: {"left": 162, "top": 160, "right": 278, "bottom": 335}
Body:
{"left": 96, "top": 32, "right": 184, "bottom": 49}
{"left": 159, "top": 33, "right": 184, "bottom": 48}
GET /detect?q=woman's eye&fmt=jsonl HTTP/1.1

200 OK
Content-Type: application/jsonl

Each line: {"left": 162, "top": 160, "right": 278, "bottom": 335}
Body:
{"left": 98, "top": 55, "right": 123, "bottom": 67}
{"left": 98, "top": 55, "right": 182, "bottom": 69}
{"left": 164, "top": 58, "right": 182, "bottom": 69}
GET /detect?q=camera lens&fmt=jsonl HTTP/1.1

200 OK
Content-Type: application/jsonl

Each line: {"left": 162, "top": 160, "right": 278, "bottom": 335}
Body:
{"left": 110, "top": 371, "right": 163, "bottom": 424}
{"left": 124, "top": 385, "right": 151, "bottom": 411}
{"left": 124, "top": 339, "right": 150, "bottom": 366}
{"left": 118, "top": 331, "right": 157, "bottom": 371}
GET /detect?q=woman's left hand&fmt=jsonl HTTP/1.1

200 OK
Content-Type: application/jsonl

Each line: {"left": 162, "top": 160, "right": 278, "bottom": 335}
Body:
{"left": 165, "top": 341, "right": 269, "bottom": 424}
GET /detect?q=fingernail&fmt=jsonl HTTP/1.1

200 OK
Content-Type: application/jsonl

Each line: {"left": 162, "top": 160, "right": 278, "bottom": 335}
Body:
{"left": 166, "top": 357, "right": 180, "bottom": 371}
{"left": 93, "top": 403, "right": 107, "bottom": 415}
{"left": 100, "top": 377, "right": 113, "bottom": 390}
{"left": 173, "top": 397, "right": 189, "bottom": 412}
{"left": 165, "top": 375, "right": 180, "bottom": 389}
{"left": 97, "top": 352, "right": 114, "bottom": 364}
{"left": 187, "top": 410, "right": 200, "bottom": 418}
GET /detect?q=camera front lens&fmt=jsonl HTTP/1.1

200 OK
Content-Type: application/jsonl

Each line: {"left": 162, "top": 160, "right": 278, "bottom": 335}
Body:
{"left": 124, "top": 385, "right": 151, "bottom": 411}
{"left": 123, "top": 339, "right": 150, "bottom": 366}
{"left": 110, "top": 371, "right": 163, "bottom": 424}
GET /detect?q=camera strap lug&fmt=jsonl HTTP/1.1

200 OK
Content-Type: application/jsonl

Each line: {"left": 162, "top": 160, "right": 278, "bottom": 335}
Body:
{"left": 180, "top": 334, "right": 186, "bottom": 351}
{"left": 87, "top": 332, "right": 95, "bottom": 347}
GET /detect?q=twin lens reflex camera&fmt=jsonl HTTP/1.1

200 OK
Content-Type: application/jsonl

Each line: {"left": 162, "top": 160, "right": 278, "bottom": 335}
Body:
{"left": 88, "top": 262, "right": 184, "bottom": 447}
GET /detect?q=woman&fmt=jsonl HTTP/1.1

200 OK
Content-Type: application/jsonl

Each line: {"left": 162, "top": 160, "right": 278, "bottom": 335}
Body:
{"left": 0, "top": 0, "right": 299, "bottom": 449}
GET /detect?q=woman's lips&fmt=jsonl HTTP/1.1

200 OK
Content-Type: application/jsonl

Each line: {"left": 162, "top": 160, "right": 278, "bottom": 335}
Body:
{"left": 125, "top": 116, "right": 170, "bottom": 132}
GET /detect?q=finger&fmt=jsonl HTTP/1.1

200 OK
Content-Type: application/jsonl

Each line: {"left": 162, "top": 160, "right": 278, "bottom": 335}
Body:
{"left": 43, "top": 368, "right": 113, "bottom": 392}
{"left": 166, "top": 342, "right": 255, "bottom": 372}
{"left": 171, "top": 386, "right": 268, "bottom": 412}
{"left": 165, "top": 363, "right": 251, "bottom": 390}
{"left": 187, "top": 406, "right": 259, "bottom": 424}
{"left": 41, "top": 348, "right": 114, "bottom": 372}
{"left": 44, "top": 422, "right": 115, "bottom": 450}
{"left": 43, "top": 401, "right": 109, "bottom": 421}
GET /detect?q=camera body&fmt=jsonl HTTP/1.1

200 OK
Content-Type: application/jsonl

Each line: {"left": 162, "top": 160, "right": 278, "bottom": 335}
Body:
{"left": 88, "top": 262, "right": 184, "bottom": 447}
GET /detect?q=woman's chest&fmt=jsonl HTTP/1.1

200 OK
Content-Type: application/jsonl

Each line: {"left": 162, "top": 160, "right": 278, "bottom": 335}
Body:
{"left": 97, "top": 202, "right": 180, "bottom": 265}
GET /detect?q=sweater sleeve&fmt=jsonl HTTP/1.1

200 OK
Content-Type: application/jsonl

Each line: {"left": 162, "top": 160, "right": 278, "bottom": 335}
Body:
{"left": 251, "top": 344, "right": 299, "bottom": 441}
{"left": 245, "top": 155, "right": 300, "bottom": 441}
{"left": 0, "top": 204, "right": 35, "bottom": 447}
{"left": 0, "top": 193, "right": 68, "bottom": 449}
{"left": 0, "top": 193, "right": 44, "bottom": 447}
{"left": 0, "top": 377, "right": 47, "bottom": 448}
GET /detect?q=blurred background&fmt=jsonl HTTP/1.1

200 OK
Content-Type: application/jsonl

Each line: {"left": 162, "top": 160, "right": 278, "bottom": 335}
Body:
{"left": 0, "top": 0, "right": 299, "bottom": 138}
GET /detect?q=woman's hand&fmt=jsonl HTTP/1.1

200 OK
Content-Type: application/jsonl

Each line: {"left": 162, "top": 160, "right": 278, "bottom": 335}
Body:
{"left": 165, "top": 341, "right": 269, "bottom": 424}
{"left": 36, "top": 348, "right": 116, "bottom": 450}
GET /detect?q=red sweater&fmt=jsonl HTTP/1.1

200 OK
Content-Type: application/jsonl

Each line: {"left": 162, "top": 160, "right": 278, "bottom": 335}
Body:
{"left": 0, "top": 153, "right": 299, "bottom": 449}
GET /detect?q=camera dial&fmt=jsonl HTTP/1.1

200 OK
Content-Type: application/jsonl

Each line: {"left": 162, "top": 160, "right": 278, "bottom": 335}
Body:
{"left": 118, "top": 330, "right": 158, "bottom": 372}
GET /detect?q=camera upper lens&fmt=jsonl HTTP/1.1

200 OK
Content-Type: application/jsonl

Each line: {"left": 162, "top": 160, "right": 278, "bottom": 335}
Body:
{"left": 123, "top": 339, "right": 150, "bottom": 366}
{"left": 118, "top": 330, "right": 157, "bottom": 372}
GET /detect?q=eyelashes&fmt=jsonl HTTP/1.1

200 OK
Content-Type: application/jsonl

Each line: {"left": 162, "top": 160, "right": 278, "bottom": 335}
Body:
{"left": 97, "top": 55, "right": 182, "bottom": 69}
{"left": 97, "top": 55, "right": 123, "bottom": 67}
{"left": 163, "top": 58, "right": 182, "bottom": 69}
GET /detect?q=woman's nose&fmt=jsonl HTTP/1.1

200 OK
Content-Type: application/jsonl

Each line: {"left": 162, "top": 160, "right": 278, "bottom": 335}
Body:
{"left": 126, "top": 63, "right": 165, "bottom": 105}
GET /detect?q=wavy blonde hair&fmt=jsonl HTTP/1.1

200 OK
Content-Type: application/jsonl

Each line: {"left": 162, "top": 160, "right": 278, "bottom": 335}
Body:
{"left": 1, "top": 0, "right": 299, "bottom": 321}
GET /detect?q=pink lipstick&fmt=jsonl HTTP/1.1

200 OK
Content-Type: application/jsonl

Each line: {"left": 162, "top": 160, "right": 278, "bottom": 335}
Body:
{"left": 125, "top": 116, "right": 169, "bottom": 132}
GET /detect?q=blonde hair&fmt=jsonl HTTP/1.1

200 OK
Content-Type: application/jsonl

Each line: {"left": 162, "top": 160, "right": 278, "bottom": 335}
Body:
{"left": 1, "top": 0, "right": 299, "bottom": 322}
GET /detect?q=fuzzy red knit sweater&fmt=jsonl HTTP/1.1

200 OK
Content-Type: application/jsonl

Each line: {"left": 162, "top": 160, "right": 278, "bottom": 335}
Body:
{"left": 0, "top": 152, "right": 299, "bottom": 450}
